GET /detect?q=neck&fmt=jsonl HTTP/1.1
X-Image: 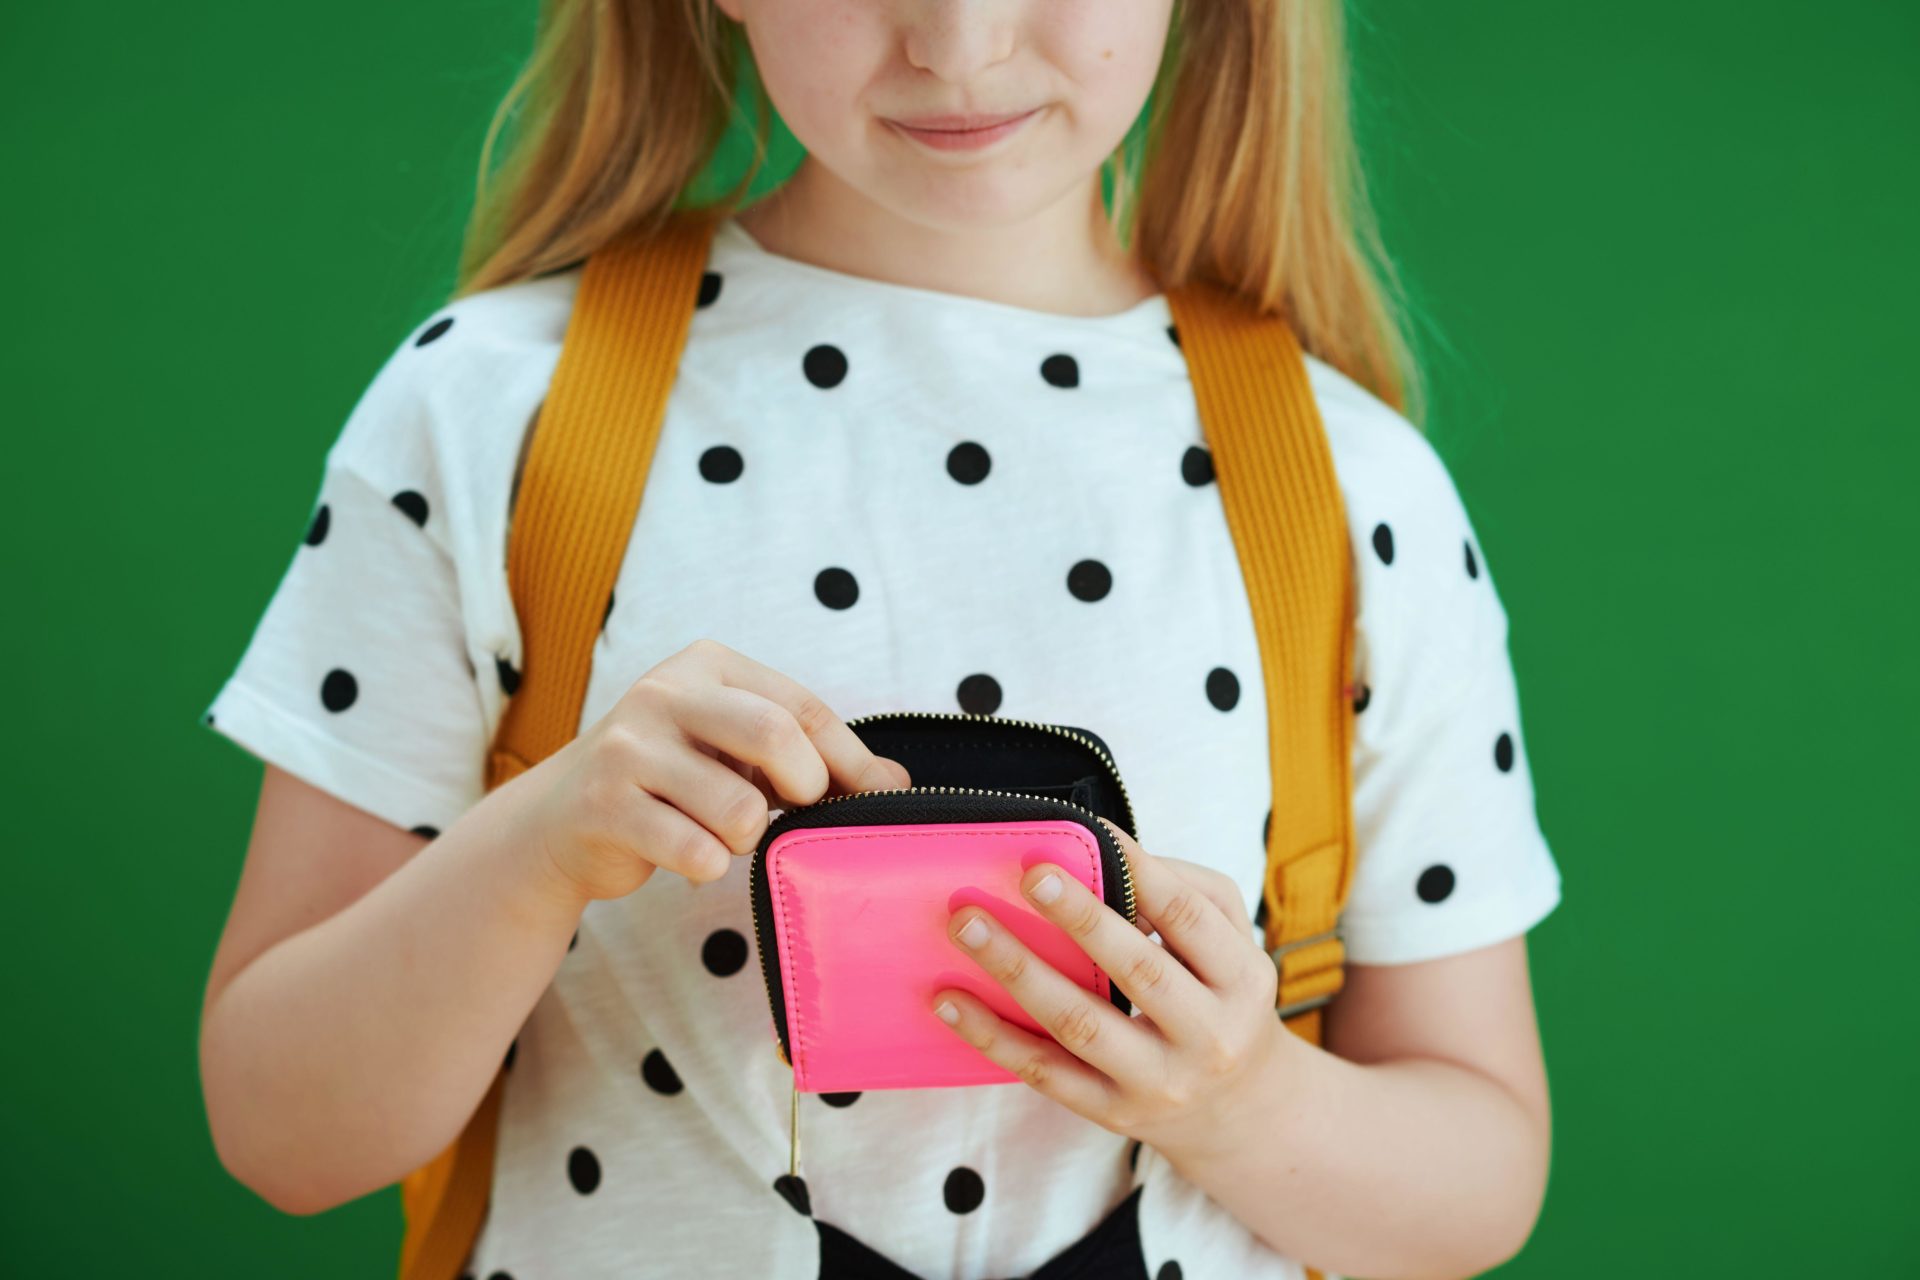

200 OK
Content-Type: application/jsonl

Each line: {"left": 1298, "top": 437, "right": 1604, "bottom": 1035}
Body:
{"left": 733, "top": 158, "right": 1159, "bottom": 317}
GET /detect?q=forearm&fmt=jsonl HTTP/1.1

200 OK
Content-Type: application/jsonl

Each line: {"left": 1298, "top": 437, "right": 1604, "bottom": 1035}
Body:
{"left": 199, "top": 775, "right": 588, "bottom": 1214}
{"left": 1155, "top": 1026, "right": 1549, "bottom": 1280}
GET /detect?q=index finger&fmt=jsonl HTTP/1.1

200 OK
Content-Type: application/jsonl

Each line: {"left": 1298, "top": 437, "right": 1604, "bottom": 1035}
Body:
{"left": 1098, "top": 820, "right": 1251, "bottom": 992}
{"left": 1154, "top": 856, "right": 1255, "bottom": 936}
{"left": 694, "top": 640, "right": 912, "bottom": 804}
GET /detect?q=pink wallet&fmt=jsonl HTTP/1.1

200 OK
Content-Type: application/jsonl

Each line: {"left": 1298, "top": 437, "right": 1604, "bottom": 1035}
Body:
{"left": 747, "top": 710, "right": 1140, "bottom": 1096}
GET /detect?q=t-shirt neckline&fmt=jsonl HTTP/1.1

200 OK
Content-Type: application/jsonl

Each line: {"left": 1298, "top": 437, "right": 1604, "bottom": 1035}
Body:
{"left": 714, "top": 217, "right": 1173, "bottom": 333}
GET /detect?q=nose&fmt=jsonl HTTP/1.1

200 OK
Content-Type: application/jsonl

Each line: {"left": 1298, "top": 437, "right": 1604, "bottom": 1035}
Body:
{"left": 901, "top": 0, "right": 1016, "bottom": 84}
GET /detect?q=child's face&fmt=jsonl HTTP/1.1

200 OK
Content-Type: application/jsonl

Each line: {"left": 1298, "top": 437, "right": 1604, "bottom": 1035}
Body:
{"left": 713, "top": 0, "right": 1174, "bottom": 229}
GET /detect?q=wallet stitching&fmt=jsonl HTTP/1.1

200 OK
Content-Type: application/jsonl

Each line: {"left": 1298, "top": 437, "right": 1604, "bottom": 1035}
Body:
{"left": 770, "top": 823, "right": 1106, "bottom": 1085}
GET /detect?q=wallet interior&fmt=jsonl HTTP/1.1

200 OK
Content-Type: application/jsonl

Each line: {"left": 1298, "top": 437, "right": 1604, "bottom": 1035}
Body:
{"left": 846, "top": 712, "right": 1134, "bottom": 837}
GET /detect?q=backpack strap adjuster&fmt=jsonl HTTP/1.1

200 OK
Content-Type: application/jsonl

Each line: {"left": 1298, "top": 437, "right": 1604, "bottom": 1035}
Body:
{"left": 1277, "top": 991, "right": 1337, "bottom": 1019}
{"left": 1267, "top": 924, "right": 1341, "bottom": 965}
{"left": 1269, "top": 925, "right": 1344, "bottom": 1020}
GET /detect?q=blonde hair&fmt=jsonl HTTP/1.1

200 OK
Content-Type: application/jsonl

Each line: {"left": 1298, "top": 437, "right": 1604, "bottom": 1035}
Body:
{"left": 453, "top": 0, "right": 1427, "bottom": 424}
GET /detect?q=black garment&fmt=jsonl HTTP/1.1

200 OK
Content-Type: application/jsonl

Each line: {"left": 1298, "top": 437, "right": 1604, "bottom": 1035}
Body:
{"left": 817, "top": 1186, "right": 1149, "bottom": 1280}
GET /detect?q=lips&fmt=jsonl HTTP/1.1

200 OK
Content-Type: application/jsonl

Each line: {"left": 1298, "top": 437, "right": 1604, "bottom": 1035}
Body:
{"left": 889, "top": 110, "right": 1035, "bottom": 132}
{"left": 883, "top": 107, "right": 1042, "bottom": 152}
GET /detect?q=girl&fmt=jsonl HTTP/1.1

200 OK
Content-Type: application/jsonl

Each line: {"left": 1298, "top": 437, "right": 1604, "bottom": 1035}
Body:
{"left": 196, "top": 1, "right": 1562, "bottom": 1277}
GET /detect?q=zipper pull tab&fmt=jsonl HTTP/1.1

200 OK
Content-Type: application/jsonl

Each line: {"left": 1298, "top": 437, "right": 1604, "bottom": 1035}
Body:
{"left": 788, "top": 1073, "right": 803, "bottom": 1178}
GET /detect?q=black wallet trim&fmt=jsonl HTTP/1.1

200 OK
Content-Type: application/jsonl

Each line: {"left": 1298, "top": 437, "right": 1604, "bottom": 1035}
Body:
{"left": 748, "top": 713, "right": 1141, "bottom": 1069}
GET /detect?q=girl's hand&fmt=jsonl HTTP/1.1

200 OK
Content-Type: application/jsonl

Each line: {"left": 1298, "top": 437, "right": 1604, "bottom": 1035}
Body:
{"left": 518, "top": 638, "right": 910, "bottom": 903}
{"left": 932, "top": 819, "right": 1287, "bottom": 1156}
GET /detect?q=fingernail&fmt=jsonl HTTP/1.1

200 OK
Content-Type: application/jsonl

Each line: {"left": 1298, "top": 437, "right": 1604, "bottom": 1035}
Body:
{"left": 1028, "top": 872, "right": 1062, "bottom": 904}
{"left": 935, "top": 1000, "right": 959, "bottom": 1025}
{"left": 958, "top": 916, "right": 991, "bottom": 949}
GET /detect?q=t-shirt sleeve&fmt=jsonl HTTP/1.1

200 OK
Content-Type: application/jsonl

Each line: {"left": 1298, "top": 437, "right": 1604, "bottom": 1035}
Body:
{"left": 1334, "top": 418, "right": 1563, "bottom": 966}
{"left": 196, "top": 327, "right": 493, "bottom": 836}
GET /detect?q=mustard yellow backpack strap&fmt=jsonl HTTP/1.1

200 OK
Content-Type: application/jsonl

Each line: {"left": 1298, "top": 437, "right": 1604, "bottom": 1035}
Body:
{"left": 1165, "top": 283, "right": 1357, "bottom": 1049}
{"left": 1169, "top": 283, "right": 1355, "bottom": 1280}
{"left": 489, "top": 212, "right": 722, "bottom": 782}
{"left": 397, "top": 211, "right": 717, "bottom": 1280}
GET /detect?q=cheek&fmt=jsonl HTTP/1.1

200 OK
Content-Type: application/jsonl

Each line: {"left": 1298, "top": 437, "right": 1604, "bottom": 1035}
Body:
{"left": 1037, "top": 0, "right": 1173, "bottom": 136}
{"left": 744, "top": 1, "right": 889, "bottom": 152}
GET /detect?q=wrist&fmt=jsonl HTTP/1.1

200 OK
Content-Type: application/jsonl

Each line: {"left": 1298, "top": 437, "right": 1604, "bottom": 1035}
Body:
{"left": 469, "top": 764, "right": 593, "bottom": 932}
{"left": 1147, "top": 1016, "right": 1306, "bottom": 1172}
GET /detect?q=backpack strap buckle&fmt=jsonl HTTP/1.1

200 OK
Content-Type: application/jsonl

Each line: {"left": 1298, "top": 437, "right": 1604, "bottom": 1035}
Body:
{"left": 1277, "top": 990, "right": 1337, "bottom": 1019}
{"left": 1267, "top": 925, "right": 1340, "bottom": 960}
{"left": 1268, "top": 925, "right": 1344, "bottom": 1020}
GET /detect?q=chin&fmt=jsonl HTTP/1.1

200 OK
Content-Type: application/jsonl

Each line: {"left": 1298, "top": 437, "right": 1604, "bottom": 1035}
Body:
{"left": 861, "top": 167, "right": 1097, "bottom": 236}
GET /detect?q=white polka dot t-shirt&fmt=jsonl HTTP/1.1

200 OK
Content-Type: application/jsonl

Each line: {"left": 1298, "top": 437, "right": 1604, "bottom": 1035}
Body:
{"left": 199, "top": 218, "right": 1562, "bottom": 1280}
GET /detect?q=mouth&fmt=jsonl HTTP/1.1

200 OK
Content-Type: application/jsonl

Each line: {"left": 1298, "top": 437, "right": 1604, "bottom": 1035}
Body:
{"left": 882, "top": 107, "right": 1043, "bottom": 153}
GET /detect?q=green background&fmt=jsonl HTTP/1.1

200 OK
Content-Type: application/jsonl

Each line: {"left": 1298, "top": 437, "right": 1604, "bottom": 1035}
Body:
{"left": 5, "top": 0, "right": 1913, "bottom": 1273}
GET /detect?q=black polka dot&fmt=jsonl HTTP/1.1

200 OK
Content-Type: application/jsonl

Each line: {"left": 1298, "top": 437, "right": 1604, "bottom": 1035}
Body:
{"left": 320, "top": 668, "right": 357, "bottom": 712}
{"left": 414, "top": 317, "right": 454, "bottom": 346}
{"left": 1417, "top": 864, "right": 1456, "bottom": 903}
{"left": 203, "top": 712, "right": 216, "bottom": 726}
{"left": 1066, "top": 559, "right": 1111, "bottom": 602}
{"left": 641, "top": 1048, "right": 684, "bottom": 1095}
{"left": 503, "top": 1039, "right": 517, "bottom": 1071}
{"left": 1371, "top": 522, "right": 1394, "bottom": 565}
{"left": 411, "top": 825, "right": 440, "bottom": 839}
{"left": 1353, "top": 683, "right": 1371, "bottom": 713}
{"left": 820, "top": 1091, "right": 861, "bottom": 1108}
{"left": 946, "top": 441, "right": 991, "bottom": 485}
{"left": 774, "top": 1173, "right": 811, "bottom": 1216}
{"left": 566, "top": 1146, "right": 601, "bottom": 1194}
{"left": 699, "top": 445, "right": 744, "bottom": 483}
{"left": 304, "top": 503, "right": 330, "bottom": 546}
{"left": 1465, "top": 540, "right": 1479, "bottom": 579}
{"left": 1180, "top": 446, "right": 1214, "bottom": 486}
{"left": 602, "top": 590, "right": 615, "bottom": 630}
{"left": 392, "top": 490, "right": 430, "bottom": 528}
{"left": 1166, "top": 324, "right": 1181, "bottom": 348}
{"left": 1263, "top": 807, "right": 1271, "bottom": 847}
{"left": 943, "top": 1166, "right": 985, "bottom": 1214}
{"left": 1157, "top": 1263, "right": 1184, "bottom": 1280}
{"left": 1040, "top": 354, "right": 1080, "bottom": 388}
{"left": 956, "top": 673, "right": 1002, "bottom": 715}
{"left": 568, "top": 930, "right": 578, "bottom": 952}
{"left": 496, "top": 654, "right": 522, "bottom": 697}
{"left": 1206, "top": 667, "right": 1240, "bottom": 711}
{"left": 697, "top": 271, "right": 723, "bottom": 308}
{"left": 1494, "top": 732, "right": 1515, "bottom": 772}
{"left": 814, "top": 567, "right": 859, "bottom": 610}
{"left": 803, "top": 344, "right": 848, "bottom": 388}
{"left": 702, "top": 928, "right": 748, "bottom": 976}
{"left": 1128, "top": 1139, "right": 1142, "bottom": 1171}
{"left": 485, "top": 1271, "right": 513, "bottom": 1280}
